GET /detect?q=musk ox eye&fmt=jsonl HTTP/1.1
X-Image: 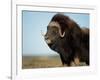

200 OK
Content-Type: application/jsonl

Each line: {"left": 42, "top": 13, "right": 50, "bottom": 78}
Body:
{"left": 51, "top": 27, "right": 58, "bottom": 33}
{"left": 52, "top": 30, "right": 58, "bottom": 35}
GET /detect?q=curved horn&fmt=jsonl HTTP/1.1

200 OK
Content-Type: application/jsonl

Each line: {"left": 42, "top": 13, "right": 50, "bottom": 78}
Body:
{"left": 59, "top": 28, "right": 65, "bottom": 37}
{"left": 59, "top": 31, "right": 65, "bottom": 37}
{"left": 48, "top": 21, "right": 65, "bottom": 37}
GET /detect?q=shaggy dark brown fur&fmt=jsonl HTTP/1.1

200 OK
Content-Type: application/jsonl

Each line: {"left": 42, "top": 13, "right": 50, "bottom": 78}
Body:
{"left": 45, "top": 14, "right": 89, "bottom": 66}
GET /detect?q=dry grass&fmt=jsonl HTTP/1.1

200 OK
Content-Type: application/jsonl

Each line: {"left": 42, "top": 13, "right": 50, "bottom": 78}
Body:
{"left": 22, "top": 55, "right": 62, "bottom": 69}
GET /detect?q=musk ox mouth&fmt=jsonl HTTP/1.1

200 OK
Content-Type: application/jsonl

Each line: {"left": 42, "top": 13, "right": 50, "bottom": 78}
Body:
{"left": 45, "top": 39, "right": 51, "bottom": 44}
{"left": 45, "top": 39, "right": 54, "bottom": 47}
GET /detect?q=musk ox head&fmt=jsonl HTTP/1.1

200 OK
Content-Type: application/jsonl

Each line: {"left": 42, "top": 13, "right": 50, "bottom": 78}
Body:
{"left": 44, "top": 21, "right": 65, "bottom": 47}
{"left": 44, "top": 14, "right": 81, "bottom": 48}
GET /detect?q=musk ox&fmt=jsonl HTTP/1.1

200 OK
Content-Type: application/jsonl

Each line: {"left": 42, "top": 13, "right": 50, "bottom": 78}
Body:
{"left": 44, "top": 14, "right": 89, "bottom": 66}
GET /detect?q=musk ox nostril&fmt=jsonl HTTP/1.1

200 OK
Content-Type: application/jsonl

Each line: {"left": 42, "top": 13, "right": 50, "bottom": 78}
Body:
{"left": 45, "top": 36, "right": 52, "bottom": 44}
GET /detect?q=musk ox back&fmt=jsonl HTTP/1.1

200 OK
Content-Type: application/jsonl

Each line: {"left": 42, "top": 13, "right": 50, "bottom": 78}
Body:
{"left": 44, "top": 14, "right": 89, "bottom": 66}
